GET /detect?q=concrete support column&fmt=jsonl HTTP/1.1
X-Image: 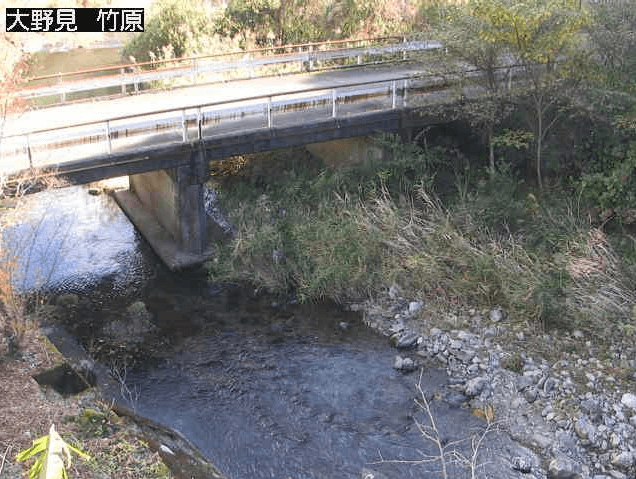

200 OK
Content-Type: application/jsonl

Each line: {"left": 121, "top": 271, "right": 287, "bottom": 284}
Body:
{"left": 115, "top": 145, "right": 211, "bottom": 270}
{"left": 172, "top": 163, "right": 207, "bottom": 254}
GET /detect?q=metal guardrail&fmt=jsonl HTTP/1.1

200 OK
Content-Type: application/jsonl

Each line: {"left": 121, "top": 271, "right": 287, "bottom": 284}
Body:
{"left": 0, "top": 71, "right": 458, "bottom": 175}
{"left": 16, "top": 37, "right": 441, "bottom": 104}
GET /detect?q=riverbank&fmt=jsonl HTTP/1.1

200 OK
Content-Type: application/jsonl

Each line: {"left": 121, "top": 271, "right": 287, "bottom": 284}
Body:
{"left": 356, "top": 287, "right": 636, "bottom": 478}
{"left": 205, "top": 143, "right": 636, "bottom": 478}
{"left": 2, "top": 140, "right": 636, "bottom": 478}
{"left": 0, "top": 321, "right": 173, "bottom": 478}
{"left": 0, "top": 179, "right": 218, "bottom": 479}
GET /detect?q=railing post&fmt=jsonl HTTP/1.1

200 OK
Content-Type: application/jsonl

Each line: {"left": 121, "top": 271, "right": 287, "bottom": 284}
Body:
{"left": 332, "top": 89, "right": 337, "bottom": 118}
{"left": 308, "top": 45, "right": 313, "bottom": 71}
{"left": 267, "top": 97, "right": 272, "bottom": 128}
{"left": 26, "top": 134, "right": 33, "bottom": 169}
{"left": 120, "top": 68, "right": 126, "bottom": 95}
{"left": 181, "top": 109, "right": 188, "bottom": 142}
{"left": 403, "top": 79, "right": 408, "bottom": 107}
{"left": 57, "top": 72, "right": 68, "bottom": 103}
{"left": 134, "top": 75, "right": 139, "bottom": 94}
{"left": 391, "top": 80, "right": 397, "bottom": 109}
{"left": 191, "top": 59, "right": 197, "bottom": 85}
{"left": 197, "top": 107, "right": 202, "bottom": 140}
{"left": 105, "top": 120, "right": 112, "bottom": 155}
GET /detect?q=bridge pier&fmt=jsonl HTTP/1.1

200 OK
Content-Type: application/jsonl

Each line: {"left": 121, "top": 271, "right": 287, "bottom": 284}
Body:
{"left": 113, "top": 147, "right": 214, "bottom": 270}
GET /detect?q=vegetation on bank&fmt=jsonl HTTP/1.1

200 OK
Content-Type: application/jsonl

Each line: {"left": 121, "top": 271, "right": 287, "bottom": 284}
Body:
{"left": 207, "top": 135, "right": 636, "bottom": 338}
{"left": 122, "top": 0, "right": 430, "bottom": 62}
{"left": 205, "top": 0, "right": 636, "bottom": 339}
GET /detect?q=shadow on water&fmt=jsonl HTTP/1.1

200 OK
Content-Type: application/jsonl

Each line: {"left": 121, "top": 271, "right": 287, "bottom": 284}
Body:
{"left": 2, "top": 185, "right": 530, "bottom": 479}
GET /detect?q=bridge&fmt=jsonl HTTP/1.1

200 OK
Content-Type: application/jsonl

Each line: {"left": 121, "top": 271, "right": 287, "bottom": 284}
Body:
{"left": 1, "top": 38, "right": 472, "bottom": 270}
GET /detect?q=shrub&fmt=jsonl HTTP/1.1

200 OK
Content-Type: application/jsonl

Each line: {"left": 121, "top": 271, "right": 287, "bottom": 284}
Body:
{"left": 580, "top": 141, "right": 636, "bottom": 213}
{"left": 122, "top": 0, "right": 217, "bottom": 62}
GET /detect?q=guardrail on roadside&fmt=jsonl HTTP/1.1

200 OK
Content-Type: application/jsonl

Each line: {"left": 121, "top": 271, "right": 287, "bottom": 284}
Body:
{"left": 2, "top": 70, "right": 463, "bottom": 174}
{"left": 15, "top": 36, "right": 441, "bottom": 105}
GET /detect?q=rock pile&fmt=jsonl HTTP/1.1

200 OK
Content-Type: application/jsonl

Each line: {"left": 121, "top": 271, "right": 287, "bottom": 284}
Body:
{"left": 352, "top": 285, "right": 636, "bottom": 479}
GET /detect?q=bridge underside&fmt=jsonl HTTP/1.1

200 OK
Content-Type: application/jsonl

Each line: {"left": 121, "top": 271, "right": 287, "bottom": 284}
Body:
{"left": 27, "top": 108, "right": 447, "bottom": 270}
{"left": 113, "top": 165, "right": 214, "bottom": 270}
{"left": 105, "top": 111, "right": 413, "bottom": 270}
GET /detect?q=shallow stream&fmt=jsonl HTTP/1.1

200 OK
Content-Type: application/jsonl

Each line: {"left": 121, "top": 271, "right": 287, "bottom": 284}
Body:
{"left": 4, "top": 185, "right": 538, "bottom": 479}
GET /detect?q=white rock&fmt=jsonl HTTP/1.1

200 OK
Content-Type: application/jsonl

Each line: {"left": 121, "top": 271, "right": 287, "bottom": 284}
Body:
{"left": 489, "top": 307, "right": 503, "bottom": 322}
{"left": 465, "top": 376, "right": 489, "bottom": 397}
{"left": 393, "top": 355, "right": 417, "bottom": 371}
{"left": 408, "top": 301, "right": 423, "bottom": 313}
{"left": 388, "top": 284, "right": 399, "bottom": 299}
{"left": 611, "top": 451, "right": 635, "bottom": 468}
{"left": 621, "top": 393, "right": 636, "bottom": 411}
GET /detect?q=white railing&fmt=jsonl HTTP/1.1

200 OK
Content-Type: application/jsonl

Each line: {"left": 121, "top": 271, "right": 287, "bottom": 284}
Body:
{"left": 16, "top": 37, "right": 441, "bottom": 105}
{"left": 1, "top": 72, "right": 458, "bottom": 175}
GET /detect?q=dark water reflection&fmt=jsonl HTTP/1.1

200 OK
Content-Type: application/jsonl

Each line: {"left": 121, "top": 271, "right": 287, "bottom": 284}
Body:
{"left": 106, "top": 287, "right": 488, "bottom": 479}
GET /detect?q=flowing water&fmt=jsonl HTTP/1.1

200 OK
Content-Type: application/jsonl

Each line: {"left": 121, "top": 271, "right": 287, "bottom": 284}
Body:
{"left": 3, "top": 185, "right": 537, "bottom": 479}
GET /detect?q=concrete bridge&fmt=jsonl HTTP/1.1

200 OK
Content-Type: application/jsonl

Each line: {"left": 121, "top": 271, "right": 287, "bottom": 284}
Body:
{"left": 1, "top": 42, "right": 474, "bottom": 270}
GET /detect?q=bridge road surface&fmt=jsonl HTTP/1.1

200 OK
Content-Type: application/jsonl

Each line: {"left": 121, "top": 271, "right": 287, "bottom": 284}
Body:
{"left": 3, "top": 63, "right": 432, "bottom": 139}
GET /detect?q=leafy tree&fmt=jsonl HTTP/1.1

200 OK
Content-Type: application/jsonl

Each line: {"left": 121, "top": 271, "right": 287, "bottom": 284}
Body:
{"left": 588, "top": 0, "right": 636, "bottom": 94}
{"left": 216, "top": 0, "right": 331, "bottom": 46}
{"left": 431, "top": 2, "right": 515, "bottom": 177}
{"left": 122, "top": 0, "right": 217, "bottom": 62}
{"left": 471, "top": 0, "right": 591, "bottom": 189}
{"left": 217, "top": 0, "right": 422, "bottom": 46}
{"left": 440, "top": 0, "right": 591, "bottom": 188}
{"left": 338, "top": 0, "right": 421, "bottom": 38}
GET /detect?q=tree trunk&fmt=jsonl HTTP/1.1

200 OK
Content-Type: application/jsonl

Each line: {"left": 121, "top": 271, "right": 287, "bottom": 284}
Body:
{"left": 488, "top": 125, "right": 495, "bottom": 180}
{"left": 536, "top": 98, "right": 543, "bottom": 190}
{"left": 536, "top": 128, "right": 543, "bottom": 190}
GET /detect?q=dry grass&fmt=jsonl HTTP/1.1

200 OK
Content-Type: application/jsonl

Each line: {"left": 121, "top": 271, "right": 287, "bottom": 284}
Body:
{"left": 210, "top": 146, "right": 636, "bottom": 338}
{"left": 0, "top": 323, "right": 173, "bottom": 479}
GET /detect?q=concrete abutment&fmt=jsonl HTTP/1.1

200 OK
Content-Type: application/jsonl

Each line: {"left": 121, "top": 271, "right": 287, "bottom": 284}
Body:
{"left": 113, "top": 148, "right": 214, "bottom": 271}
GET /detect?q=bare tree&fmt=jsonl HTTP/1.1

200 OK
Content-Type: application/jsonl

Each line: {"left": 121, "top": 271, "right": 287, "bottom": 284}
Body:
{"left": 373, "top": 369, "right": 496, "bottom": 479}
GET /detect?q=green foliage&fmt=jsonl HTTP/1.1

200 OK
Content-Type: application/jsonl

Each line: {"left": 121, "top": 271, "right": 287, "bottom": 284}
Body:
{"left": 492, "top": 129, "right": 533, "bottom": 151}
{"left": 122, "top": 0, "right": 217, "bottom": 62}
{"left": 216, "top": 0, "right": 423, "bottom": 46}
{"left": 580, "top": 141, "right": 636, "bottom": 212}
{"left": 588, "top": 0, "right": 636, "bottom": 94}
{"left": 436, "top": 0, "right": 592, "bottom": 188}
{"left": 471, "top": 0, "right": 589, "bottom": 64}
{"left": 16, "top": 424, "right": 90, "bottom": 479}
{"left": 366, "top": 133, "right": 442, "bottom": 196}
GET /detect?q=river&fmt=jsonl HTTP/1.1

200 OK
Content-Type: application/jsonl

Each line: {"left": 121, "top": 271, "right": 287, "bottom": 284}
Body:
{"left": 2, "top": 183, "right": 544, "bottom": 479}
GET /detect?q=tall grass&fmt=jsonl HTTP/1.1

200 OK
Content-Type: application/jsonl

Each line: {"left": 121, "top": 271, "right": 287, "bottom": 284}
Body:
{"left": 207, "top": 143, "right": 636, "bottom": 335}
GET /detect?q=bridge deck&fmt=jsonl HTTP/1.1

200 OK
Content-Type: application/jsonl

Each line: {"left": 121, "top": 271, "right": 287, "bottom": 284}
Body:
{"left": 4, "top": 63, "right": 430, "bottom": 137}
